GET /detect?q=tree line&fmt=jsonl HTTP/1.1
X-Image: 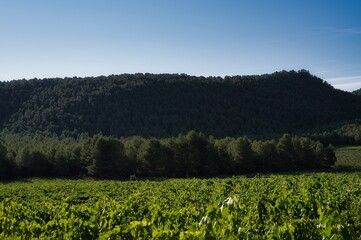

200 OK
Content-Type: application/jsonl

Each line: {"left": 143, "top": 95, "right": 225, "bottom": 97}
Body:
{"left": 0, "top": 131, "right": 336, "bottom": 179}
{"left": 306, "top": 122, "right": 361, "bottom": 146}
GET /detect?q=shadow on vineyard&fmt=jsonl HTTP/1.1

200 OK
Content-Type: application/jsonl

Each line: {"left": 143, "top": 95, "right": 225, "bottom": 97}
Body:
{"left": 334, "top": 166, "right": 361, "bottom": 173}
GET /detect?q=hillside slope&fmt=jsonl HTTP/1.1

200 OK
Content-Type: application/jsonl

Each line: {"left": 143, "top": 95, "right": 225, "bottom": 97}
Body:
{"left": 353, "top": 88, "right": 361, "bottom": 96}
{"left": 1, "top": 70, "right": 361, "bottom": 137}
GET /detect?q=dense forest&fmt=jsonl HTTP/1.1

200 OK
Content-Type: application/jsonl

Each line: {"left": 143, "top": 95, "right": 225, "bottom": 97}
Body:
{"left": 1, "top": 70, "right": 360, "bottom": 179}
{"left": 0, "top": 131, "right": 335, "bottom": 179}
{"left": 306, "top": 122, "right": 361, "bottom": 146}
{"left": 1, "top": 70, "right": 361, "bottom": 138}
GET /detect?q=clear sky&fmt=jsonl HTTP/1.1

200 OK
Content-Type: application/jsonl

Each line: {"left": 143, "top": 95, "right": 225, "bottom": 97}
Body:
{"left": 1, "top": 0, "right": 361, "bottom": 91}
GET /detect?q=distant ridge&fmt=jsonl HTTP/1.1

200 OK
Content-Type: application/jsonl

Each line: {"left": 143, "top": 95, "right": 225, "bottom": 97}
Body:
{"left": 353, "top": 88, "right": 361, "bottom": 95}
{"left": 1, "top": 70, "right": 361, "bottom": 137}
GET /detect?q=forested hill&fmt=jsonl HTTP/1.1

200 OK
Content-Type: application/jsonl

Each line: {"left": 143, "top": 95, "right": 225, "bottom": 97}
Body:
{"left": 354, "top": 88, "right": 361, "bottom": 95}
{"left": 1, "top": 70, "right": 361, "bottom": 138}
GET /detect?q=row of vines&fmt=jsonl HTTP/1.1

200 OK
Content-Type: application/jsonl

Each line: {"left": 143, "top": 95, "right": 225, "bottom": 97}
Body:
{"left": 0, "top": 173, "right": 360, "bottom": 239}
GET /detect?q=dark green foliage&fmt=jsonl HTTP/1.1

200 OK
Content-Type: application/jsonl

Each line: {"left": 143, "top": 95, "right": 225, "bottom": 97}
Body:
{"left": 136, "top": 139, "right": 171, "bottom": 177}
{"left": 227, "top": 137, "right": 254, "bottom": 173}
{"left": 123, "top": 137, "right": 145, "bottom": 177}
{"left": 52, "top": 146, "right": 82, "bottom": 177}
{"left": 0, "top": 142, "right": 11, "bottom": 179}
{"left": 353, "top": 88, "right": 361, "bottom": 95}
{"left": 16, "top": 149, "right": 52, "bottom": 177}
{"left": 1, "top": 71, "right": 361, "bottom": 138}
{"left": 167, "top": 135, "right": 196, "bottom": 177}
{"left": 277, "top": 134, "right": 296, "bottom": 170}
{"left": 1, "top": 174, "right": 361, "bottom": 239}
{"left": 0, "top": 131, "right": 335, "bottom": 179}
{"left": 252, "top": 140, "right": 278, "bottom": 171}
{"left": 308, "top": 122, "right": 361, "bottom": 146}
{"left": 325, "top": 145, "right": 337, "bottom": 166}
{"left": 86, "top": 136, "right": 126, "bottom": 178}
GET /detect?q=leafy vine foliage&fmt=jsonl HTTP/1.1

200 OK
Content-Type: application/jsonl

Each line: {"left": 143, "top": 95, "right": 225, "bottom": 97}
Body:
{"left": 0, "top": 174, "right": 360, "bottom": 239}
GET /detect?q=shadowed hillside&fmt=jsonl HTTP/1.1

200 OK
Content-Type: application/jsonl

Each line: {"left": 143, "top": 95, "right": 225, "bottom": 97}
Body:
{"left": 1, "top": 70, "right": 361, "bottom": 137}
{"left": 353, "top": 88, "right": 361, "bottom": 96}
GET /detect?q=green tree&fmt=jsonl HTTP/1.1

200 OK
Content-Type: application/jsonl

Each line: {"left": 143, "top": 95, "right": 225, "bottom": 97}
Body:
{"left": 124, "top": 136, "right": 145, "bottom": 177}
{"left": 168, "top": 134, "right": 194, "bottom": 177}
{"left": 137, "top": 139, "right": 170, "bottom": 177}
{"left": 16, "top": 149, "right": 52, "bottom": 177}
{"left": 185, "top": 131, "right": 210, "bottom": 176}
{"left": 87, "top": 136, "right": 126, "bottom": 178}
{"left": 53, "top": 147, "right": 82, "bottom": 177}
{"left": 325, "top": 144, "right": 336, "bottom": 166}
{"left": 227, "top": 137, "right": 254, "bottom": 173}
{"left": 277, "top": 134, "right": 295, "bottom": 171}
{"left": 214, "top": 137, "right": 233, "bottom": 174}
{"left": 252, "top": 140, "right": 278, "bottom": 171}
{"left": 0, "top": 142, "right": 10, "bottom": 179}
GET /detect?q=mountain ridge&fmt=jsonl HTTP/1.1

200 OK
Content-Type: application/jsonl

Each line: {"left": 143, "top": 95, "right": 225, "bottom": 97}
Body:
{"left": 1, "top": 70, "right": 360, "bottom": 138}
{"left": 353, "top": 88, "right": 361, "bottom": 95}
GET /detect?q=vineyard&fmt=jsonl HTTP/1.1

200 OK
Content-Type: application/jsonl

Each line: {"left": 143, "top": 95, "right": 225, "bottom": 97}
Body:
{"left": 335, "top": 146, "right": 361, "bottom": 168}
{"left": 1, "top": 173, "right": 361, "bottom": 239}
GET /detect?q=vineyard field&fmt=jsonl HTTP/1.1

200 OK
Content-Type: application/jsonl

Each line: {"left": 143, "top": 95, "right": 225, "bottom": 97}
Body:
{"left": 335, "top": 146, "right": 361, "bottom": 167}
{"left": 1, "top": 173, "right": 361, "bottom": 239}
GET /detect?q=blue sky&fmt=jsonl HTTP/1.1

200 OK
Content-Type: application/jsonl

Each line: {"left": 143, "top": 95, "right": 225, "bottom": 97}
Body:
{"left": 1, "top": 0, "right": 361, "bottom": 91}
